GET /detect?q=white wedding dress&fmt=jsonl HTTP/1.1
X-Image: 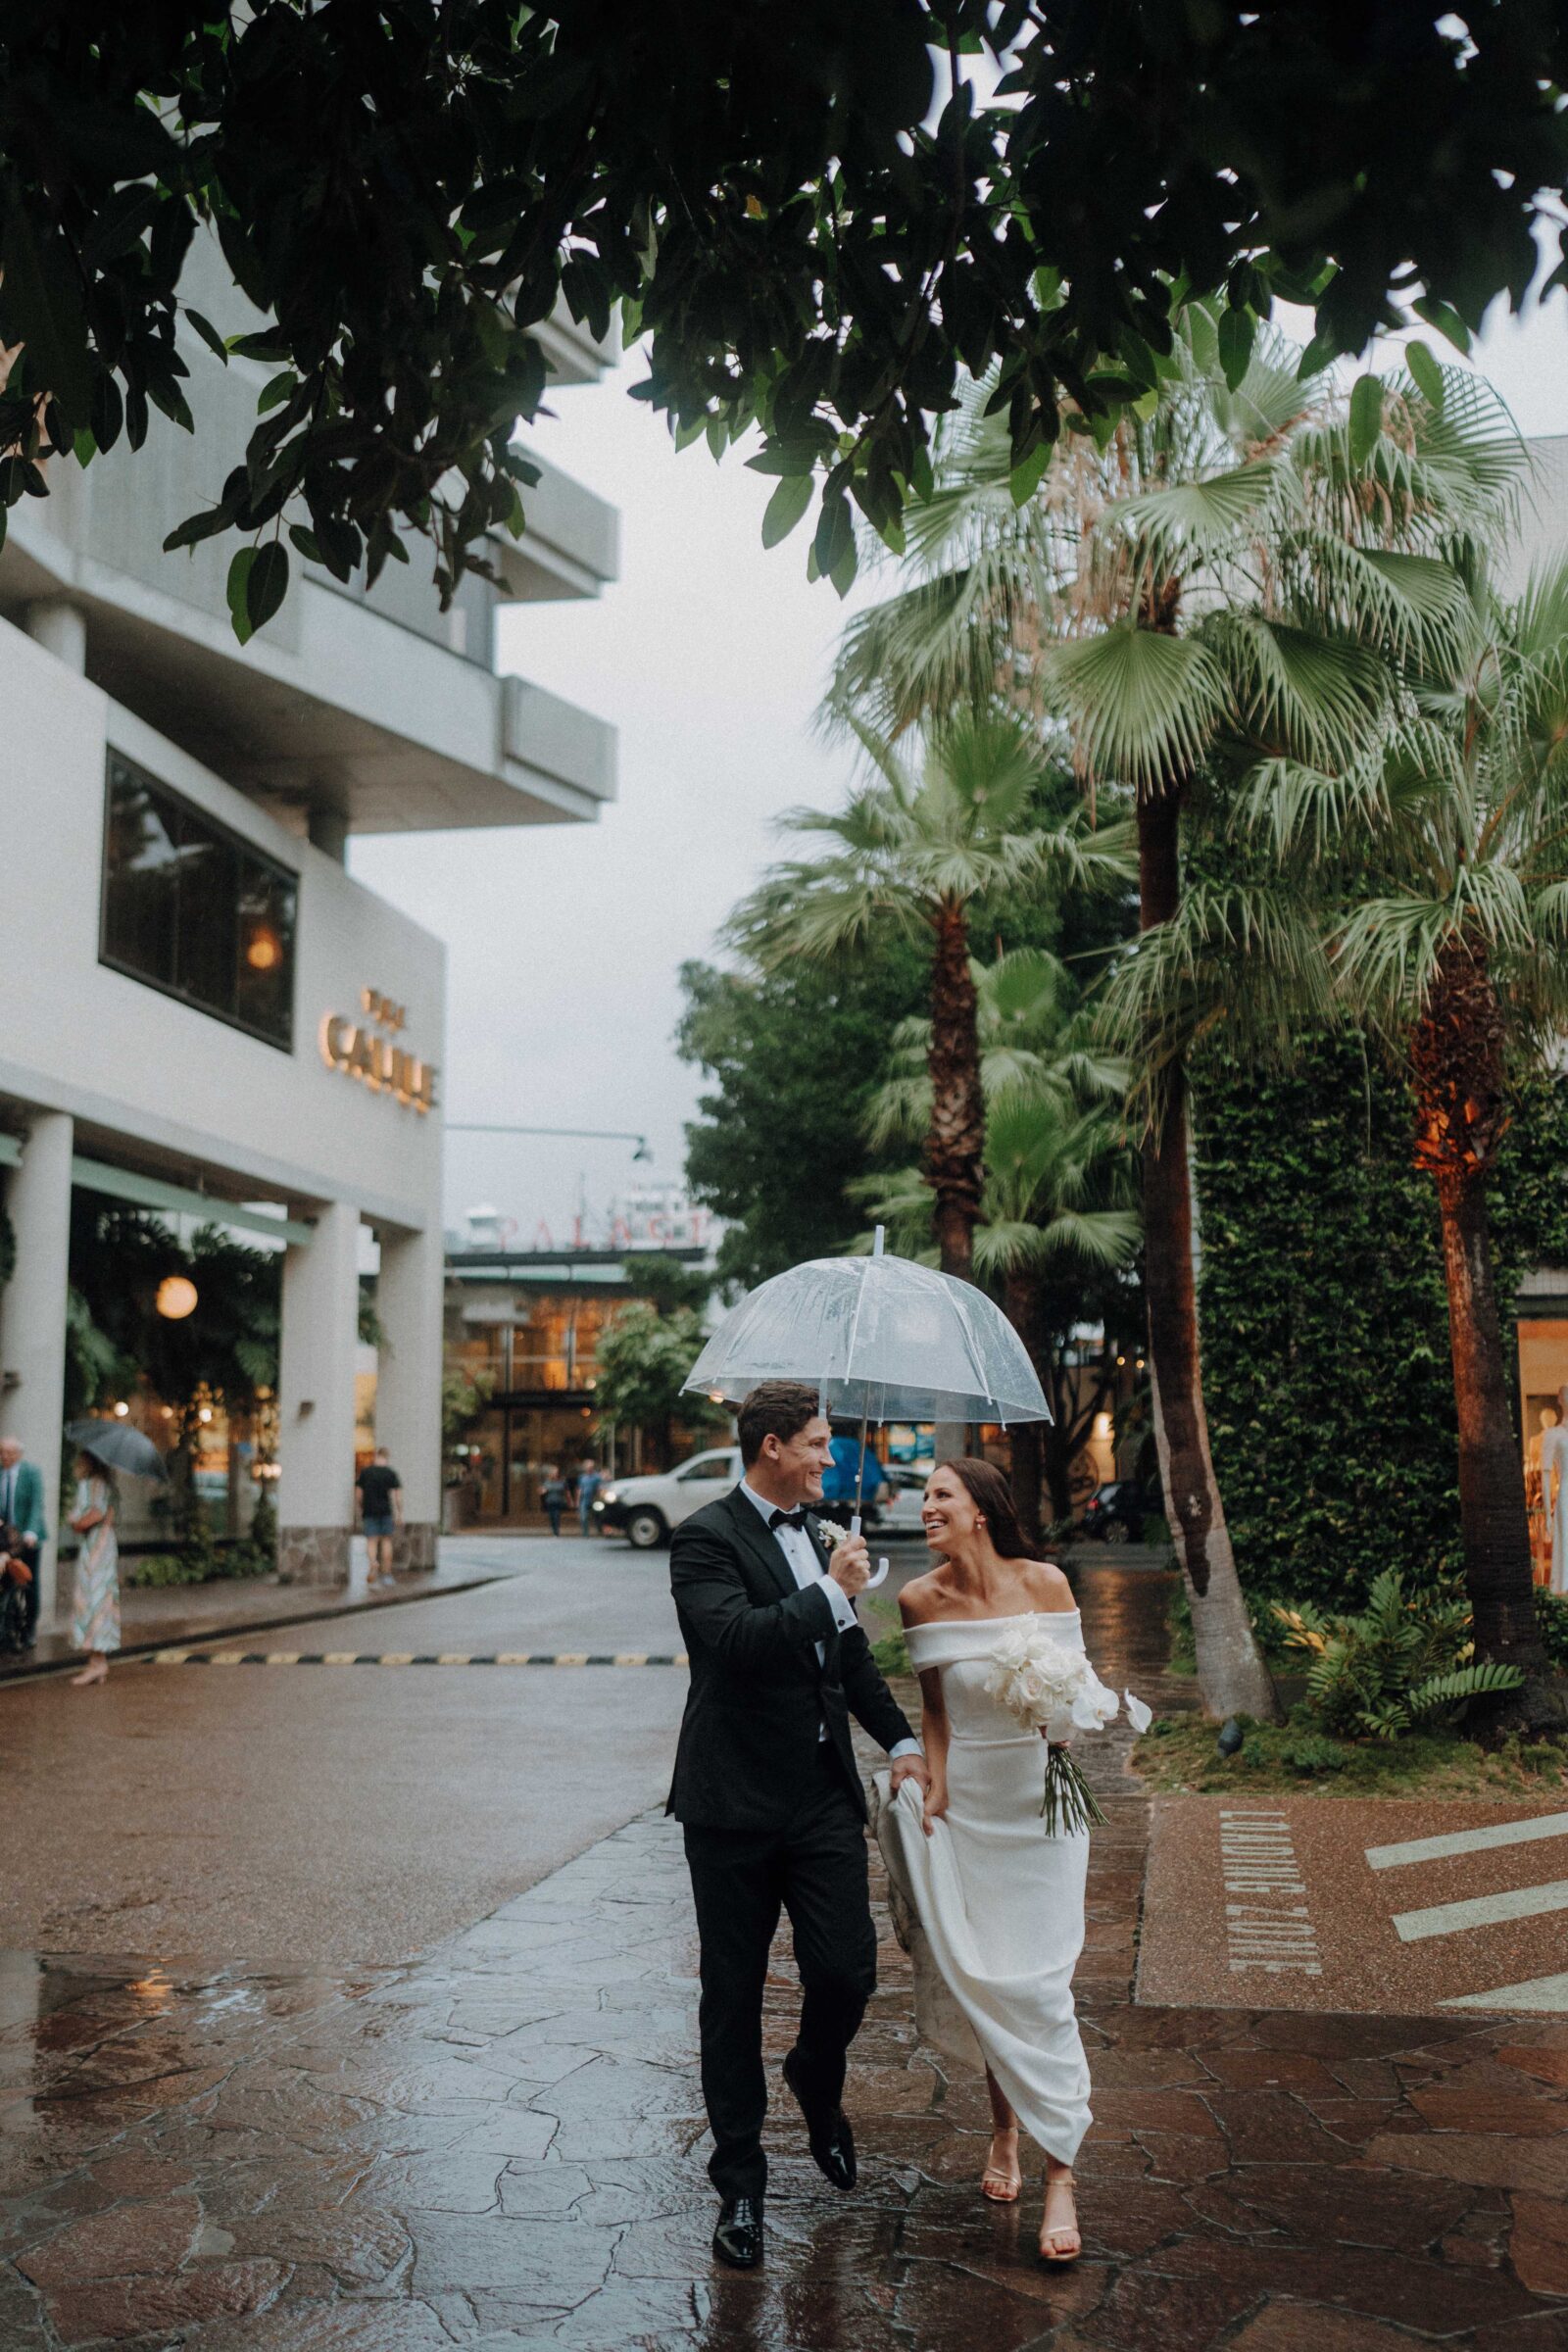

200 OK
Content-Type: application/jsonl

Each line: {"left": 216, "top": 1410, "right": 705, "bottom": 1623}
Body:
{"left": 876, "top": 1611, "right": 1092, "bottom": 2165}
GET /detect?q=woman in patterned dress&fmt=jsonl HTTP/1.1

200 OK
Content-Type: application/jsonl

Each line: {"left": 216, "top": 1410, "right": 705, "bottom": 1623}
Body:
{"left": 69, "top": 1451, "right": 120, "bottom": 1688}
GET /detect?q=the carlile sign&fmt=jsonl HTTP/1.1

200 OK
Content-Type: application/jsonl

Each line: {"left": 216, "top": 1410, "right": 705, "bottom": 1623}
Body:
{"left": 320, "top": 987, "right": 438, "bottom": 1114}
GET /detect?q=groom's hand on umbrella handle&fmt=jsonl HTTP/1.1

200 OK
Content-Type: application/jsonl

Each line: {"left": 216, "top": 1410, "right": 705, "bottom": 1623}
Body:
{"left": 828, "top": 1534, "right": 872, "bottom": 1596}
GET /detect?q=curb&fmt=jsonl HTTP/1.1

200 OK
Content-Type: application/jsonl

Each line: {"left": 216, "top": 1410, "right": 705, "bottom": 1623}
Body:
{"left": 0, "top": 1572, "right": 511, "bottom": 1689}
{"left": 138, "top": 1648, "right": 689, "bottom": 1668}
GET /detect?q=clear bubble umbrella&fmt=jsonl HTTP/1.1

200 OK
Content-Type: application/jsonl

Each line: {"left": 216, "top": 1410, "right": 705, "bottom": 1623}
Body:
{"left": 682, "top": 1231, "right": 1050, "bottom": 1580}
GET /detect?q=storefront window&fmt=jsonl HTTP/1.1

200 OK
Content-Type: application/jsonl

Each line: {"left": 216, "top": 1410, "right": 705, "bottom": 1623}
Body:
{"left": 1518, "top": 1315, "right": 1568, "bottom": 1589}
{"left": 101, "top": 753, "right": 298, "bottom": 1049}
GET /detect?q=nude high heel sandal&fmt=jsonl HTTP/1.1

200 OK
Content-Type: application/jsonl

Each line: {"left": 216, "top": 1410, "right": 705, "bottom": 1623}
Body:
{"left": 1039, "top": 2170, "right": 1080, "bottom": 2263}
{"left": 981, "top": 2126, "right": 1021, "bottom": 2202}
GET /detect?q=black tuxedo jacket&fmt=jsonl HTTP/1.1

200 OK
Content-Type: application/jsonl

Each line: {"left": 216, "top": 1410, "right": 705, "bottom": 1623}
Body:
{"left": 666, "top": 1485, "right": 915, "bottom": 1831}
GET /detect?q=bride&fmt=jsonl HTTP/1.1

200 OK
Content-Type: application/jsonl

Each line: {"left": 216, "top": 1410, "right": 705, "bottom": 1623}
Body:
{"left": 882, "top": 1457, "right": 1092, "bottom": 2264}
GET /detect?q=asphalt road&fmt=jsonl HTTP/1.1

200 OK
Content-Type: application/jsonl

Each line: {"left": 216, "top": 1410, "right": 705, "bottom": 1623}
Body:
{"left": 0, "top": 1526, "right": 1132, "bottom": 1975}
{"left": 0, "top": 1538, "right": 689, "bottom": 1970}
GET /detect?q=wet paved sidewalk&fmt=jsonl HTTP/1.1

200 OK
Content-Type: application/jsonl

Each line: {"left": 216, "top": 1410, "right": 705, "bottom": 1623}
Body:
{"left": 5, "top": 1570, "right": 1568, "bottom": 2348}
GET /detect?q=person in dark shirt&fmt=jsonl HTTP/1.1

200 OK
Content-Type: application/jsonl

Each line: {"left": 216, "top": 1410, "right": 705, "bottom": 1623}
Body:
{"left": 357, "top": 1447, "right": 404, "bottom": 1589}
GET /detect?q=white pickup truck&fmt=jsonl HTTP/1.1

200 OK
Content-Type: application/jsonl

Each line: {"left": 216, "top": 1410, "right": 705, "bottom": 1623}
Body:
{"left": 591, "top": 1446, "right": 743, "bottom": 1549}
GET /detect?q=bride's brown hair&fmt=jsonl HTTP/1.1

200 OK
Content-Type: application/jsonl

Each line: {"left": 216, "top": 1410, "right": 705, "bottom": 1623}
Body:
{"left": 935, "top": 1457, "right": 1033, "bottom": 1558}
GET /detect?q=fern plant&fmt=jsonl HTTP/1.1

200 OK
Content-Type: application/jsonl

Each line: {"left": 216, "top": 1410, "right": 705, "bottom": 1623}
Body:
{"left": 1273, "top": 1571, "right": 1522, "bottom": 1741}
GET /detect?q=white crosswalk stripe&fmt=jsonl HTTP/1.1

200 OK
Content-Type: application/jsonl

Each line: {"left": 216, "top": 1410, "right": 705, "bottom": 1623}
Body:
{"left": 1392, "top": 1876, "right": 1568, "bottom": 1943}
{"left": 1364, "top": 1810, "right": 1568, "bottom": 2004}
{"left": 1441, "top": 1970, "right": 1568, "bottom": 2011}
{"left": 1365, "top": 1810, "right": 1568, "bottom": 1872}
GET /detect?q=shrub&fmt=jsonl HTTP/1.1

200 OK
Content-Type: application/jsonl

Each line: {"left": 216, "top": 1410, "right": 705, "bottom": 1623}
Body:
{"left": 1277, "top": 1732, "right": 1348, "bottom": 1776}
{"left": 1537, "top": 1589, "right": 1568, "bottom": 1674}
{"left": 1273, "top": 1571, "right": 1522, "bottom": 1741}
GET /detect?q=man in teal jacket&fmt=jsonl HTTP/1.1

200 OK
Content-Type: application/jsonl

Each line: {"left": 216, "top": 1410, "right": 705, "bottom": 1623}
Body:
{"left": 0, "top": 1437, "right": 48, "bottom": 1646}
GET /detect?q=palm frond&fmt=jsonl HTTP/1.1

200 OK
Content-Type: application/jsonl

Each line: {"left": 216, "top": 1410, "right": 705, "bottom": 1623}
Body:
{"left": 1050, "top": 624, "right": 1233, "bottom": 791}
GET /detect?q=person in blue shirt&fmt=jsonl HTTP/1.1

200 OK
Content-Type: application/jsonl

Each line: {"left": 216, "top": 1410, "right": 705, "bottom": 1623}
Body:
{"left": 818, "top": 1428, "right": 887, "bottom": 1528}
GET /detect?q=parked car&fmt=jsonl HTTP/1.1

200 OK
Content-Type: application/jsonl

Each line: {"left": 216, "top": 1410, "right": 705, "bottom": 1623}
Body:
{"left": 1078, "top": 1479, "right": 1150, "bottom": 1543}
{"left": 878, "top": 1464, "right": 932, "bottom": 1539}
{"left": 593, "top": 1447, "right": 742, "bottom": 1549}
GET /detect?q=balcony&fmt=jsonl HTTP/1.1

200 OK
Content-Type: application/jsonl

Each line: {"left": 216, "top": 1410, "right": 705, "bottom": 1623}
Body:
{"left": 0, "top": 251, "right": 620, "bottom": 839}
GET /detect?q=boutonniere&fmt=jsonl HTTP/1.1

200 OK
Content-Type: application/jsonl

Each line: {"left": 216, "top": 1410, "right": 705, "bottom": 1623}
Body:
{"left": 815, "top": 1519, "right": 845, "bottom": 1553}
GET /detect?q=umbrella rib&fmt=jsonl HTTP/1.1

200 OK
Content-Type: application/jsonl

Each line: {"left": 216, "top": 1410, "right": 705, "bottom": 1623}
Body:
{"left": 838, "top": 1256, "right": 877, "bottom": 1416}
{"left": 946, "top": 1277, "right": 1002, "bottom": 1422}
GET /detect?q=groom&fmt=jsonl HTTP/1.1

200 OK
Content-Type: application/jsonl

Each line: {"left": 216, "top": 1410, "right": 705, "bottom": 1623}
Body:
{"left": 667, "top": 1381, "right": 928, "bottom": 2269}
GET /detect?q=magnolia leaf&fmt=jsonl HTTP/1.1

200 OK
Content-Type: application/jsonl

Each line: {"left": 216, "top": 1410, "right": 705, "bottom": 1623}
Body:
{"left": 1413, "top": 294, "right": 1472, "bottom": 355}
{"left": 1009, "top": 439, "right": 1052, "bottom": 507}
{"left": 226, "top": 547, "right": 257, "bottom": 644}
{"left": 1348, "top": 371, "right": 1384, "bottom": 466}
{"left": 761, "top": 471, "right": 812, "bottom": 548}
{"left": 1405, "top": 338, "right": 1445, "bottom": 408}
{"left": 1217, "top": 304, "right": 1255, "bottom": 392}
{"left": 184, "top": 308, "right": 229, "bottom": 365}
{"left": 0, "top": 188, "right": 94, "bottom": 426}
{"left": 246, "top": 540, "right": 289, "bottom": 634}
{"left": 164, "top": 504, "right": 238, "bottom": 555}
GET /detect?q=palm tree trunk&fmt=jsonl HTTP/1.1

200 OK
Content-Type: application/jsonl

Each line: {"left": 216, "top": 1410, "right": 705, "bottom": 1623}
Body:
{"left": 1413, "top": 941, "right": 1561, "bottom": 1729}
{"left": 927, "top": 894, "right": 985, "bottom": 1464}
{"left": 1002, "top": 1267, "right": 1044, "bottom": 1542}
{"left": 1139, "top": 781, "right": 1280, "bottom": 1722}
{"left": 926, "top": 896, "right": 984, "bottom": 1282}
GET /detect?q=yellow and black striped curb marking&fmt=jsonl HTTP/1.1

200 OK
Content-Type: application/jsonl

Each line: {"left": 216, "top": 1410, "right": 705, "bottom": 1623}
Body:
{"left": 139, "top": 1649, "right": 689, "bottom": 1668}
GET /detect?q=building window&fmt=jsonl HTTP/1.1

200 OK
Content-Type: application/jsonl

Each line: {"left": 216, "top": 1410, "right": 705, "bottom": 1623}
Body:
{"left": 101, "top": 754, "right": 298, "bottom": 1049}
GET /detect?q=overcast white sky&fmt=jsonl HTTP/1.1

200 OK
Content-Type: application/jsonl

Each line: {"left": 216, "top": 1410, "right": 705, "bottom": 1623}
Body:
{"left": 352, "top": 280, "right": 1568, "bottom": 1246}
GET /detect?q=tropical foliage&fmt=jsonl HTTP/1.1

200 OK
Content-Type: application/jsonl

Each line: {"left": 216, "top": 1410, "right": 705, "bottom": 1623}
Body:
{"left": 677, "top": 940, "right": 934, "bottom": 1289}
{"left": 728, "top": 710, "right": 1133, "bottom": 1282}
{"left": 594, "top": 1303, "right": 724, "bottom": 1471}
{"left": 1272, "top": 1573, "right": 1522, "bottom": 1743}
{"left": 855, "top": 948, "right": 1142, "bottom": 1533}
{"left": 6, "top": 8, "right": 1563, "bottom": 627}
{"left": 1157, "top": 543, "right": 1568, "bottom": 1723}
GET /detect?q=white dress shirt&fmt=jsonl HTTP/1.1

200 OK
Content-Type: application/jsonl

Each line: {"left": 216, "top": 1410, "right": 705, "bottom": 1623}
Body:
{"left": 740, "top": 1481, "right": 919, "bottom": 1758}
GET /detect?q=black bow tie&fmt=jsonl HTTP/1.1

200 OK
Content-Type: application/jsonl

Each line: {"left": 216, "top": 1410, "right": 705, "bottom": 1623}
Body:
{"left": 768, "top": 1508, "right": 808, "bottom": 1533}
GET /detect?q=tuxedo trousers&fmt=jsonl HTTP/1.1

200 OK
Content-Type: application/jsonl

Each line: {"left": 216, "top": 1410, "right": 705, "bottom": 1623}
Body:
{"left": 682, "top": 1745, "right": 877, "bottom": 2201}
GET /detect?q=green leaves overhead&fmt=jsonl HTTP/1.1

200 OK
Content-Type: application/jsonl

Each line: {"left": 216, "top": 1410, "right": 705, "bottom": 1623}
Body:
{"left": 4, "top": 1, "right": 1568, "bottom": 631}
{"left": 761, "top": 473, "right": 813, "bottom": 549}
{"left": 0, "top": 184, "right": 95, "bottom": 427}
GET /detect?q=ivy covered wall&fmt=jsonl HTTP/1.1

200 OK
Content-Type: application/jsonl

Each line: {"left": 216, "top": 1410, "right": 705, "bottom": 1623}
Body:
{"left": 1195, "top": 1040, "right": 1568, "bottom": 1614}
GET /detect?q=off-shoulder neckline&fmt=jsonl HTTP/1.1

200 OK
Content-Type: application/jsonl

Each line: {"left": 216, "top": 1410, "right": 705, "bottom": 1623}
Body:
{"left": 905, "top": 1608, "right": 1080, "bottom": 1629}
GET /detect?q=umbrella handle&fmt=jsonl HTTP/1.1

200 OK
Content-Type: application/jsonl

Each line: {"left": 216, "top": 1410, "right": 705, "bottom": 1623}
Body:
{"left": 849, "top": 1512, "right": 889, "bottom": 1591}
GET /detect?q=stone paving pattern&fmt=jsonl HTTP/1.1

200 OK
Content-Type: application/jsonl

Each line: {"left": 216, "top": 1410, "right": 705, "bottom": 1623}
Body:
{"left": 2, "top": 1570, "right": 1567, "bottom": 2347}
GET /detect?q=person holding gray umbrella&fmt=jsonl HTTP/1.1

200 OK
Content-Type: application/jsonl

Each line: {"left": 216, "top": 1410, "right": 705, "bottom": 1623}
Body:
{"left": 64, "top": 1419, "right": 168, "bottom": 1689}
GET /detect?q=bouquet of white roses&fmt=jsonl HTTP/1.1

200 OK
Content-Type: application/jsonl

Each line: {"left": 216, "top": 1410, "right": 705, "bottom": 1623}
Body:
{"left": 983, "top": 1618, "right": 1152, "bottom": 1836}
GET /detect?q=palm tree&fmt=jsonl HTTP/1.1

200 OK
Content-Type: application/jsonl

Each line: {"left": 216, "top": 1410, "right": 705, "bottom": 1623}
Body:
{"left": 1225, "top": 554, "right": 1568, "bottom": 1724}
{"left": 860, "top": 950, "right": 1141, "bottom": 1537}
{"left": 727, "top": 710, "right": 1134, "bottom": 1283}
{"left": 825, "top": 313, "right": 1513, "bottom": 1720}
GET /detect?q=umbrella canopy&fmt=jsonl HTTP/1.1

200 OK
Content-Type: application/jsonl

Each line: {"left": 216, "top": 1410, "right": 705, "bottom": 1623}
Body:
{"left": 683, "top": 1250, "right": 1050, "bottom": 1428}
{"left": 66, "top": 1419, "right": 170, "bottom": 1483}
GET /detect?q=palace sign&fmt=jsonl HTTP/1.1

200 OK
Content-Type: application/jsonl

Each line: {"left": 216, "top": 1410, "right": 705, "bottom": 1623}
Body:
{"left": 320, "top": 987, "right": 438, "bottom": 1114}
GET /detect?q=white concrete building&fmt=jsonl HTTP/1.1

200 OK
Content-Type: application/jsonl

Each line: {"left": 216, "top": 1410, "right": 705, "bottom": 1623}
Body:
{"left": 0, "top": 249, "right": 618, "bottom": 1619}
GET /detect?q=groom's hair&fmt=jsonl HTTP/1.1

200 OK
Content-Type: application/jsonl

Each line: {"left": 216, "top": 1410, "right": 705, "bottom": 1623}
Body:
{"left": 737, "top": 1381, "right": 821, "bottom": 1466}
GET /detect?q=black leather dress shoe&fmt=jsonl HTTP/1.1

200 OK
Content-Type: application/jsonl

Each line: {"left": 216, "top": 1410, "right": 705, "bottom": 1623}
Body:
{"left": 782, "top": 2049, "right": 858, "bottom": 2191}
{"left": 712, "top": 2195, "right": 764, "bottom": 2269}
